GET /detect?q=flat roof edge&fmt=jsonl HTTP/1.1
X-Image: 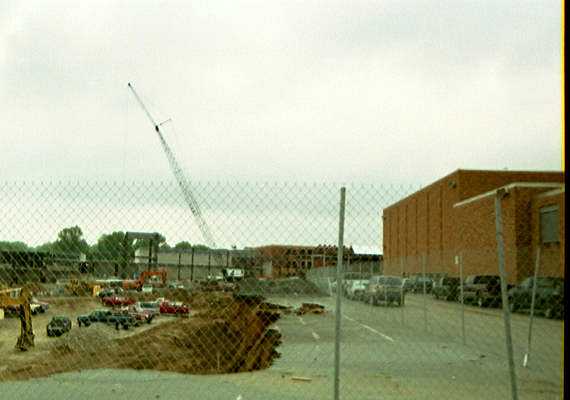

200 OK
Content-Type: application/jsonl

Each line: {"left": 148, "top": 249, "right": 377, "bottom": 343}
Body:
{"left": 453, "top": 182, "right": 564, "bottom": 208}
{"left": 535, "top": 186, "right": 565, "bottom": 199}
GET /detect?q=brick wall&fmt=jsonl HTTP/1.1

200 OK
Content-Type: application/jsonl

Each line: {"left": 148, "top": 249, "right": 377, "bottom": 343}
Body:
{"left": 382, "top": 169, "right": 564, "bottom": 281}
{"left": 530, "top": 189, "right": 565, "bottom": 279}
{"left": 452, "top": 186, "right": 552, "bottom": 284}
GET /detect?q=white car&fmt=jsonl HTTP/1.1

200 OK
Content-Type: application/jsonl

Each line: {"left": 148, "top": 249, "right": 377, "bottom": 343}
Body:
{"left": 141, "top": 284, "right": 153, "bottom": 293}
{"left": 346, "top": 280, "right": 369, "bottom": 300}
{"left": 167, "top": 281, "right": 185, "bottom": 289}
{"left": 133, "top": 301, "right": 160, "bottom": 317}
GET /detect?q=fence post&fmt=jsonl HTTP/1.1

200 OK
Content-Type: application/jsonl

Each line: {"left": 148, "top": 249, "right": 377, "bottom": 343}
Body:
{"left": 458, "top": 253, "right": 466, "bottom": 345}
{"left": 494, "top": 189, "right": 519, "bottom": 400}
{"left": 422, "top": 254, "right": 428, "bottom": 332}
{"left": 190, "top": 247, "right": 195, "bottom": 282}
{"left": 334, "top": 187, "right": 346, "bottom": 400}
{"left": 177, "top": 253, "right": 181, "bottom": 281}
{"left": 400, "top": 258, "right": 405, "bottom": 325}
{"left": 524, "top": 247, "right": 541, "bottom": 368}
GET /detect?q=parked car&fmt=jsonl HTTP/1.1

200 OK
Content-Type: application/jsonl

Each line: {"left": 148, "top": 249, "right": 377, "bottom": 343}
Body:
{"left": 167, "top": 281, "right": 185, "bottom": 289}
{"left": 406, "top": 276, "right": 434, "bottom": 294}
{"left": 462, "top": 275, "right": 502, "bottom": 307}
{"left": 432, "top": 277, "right": 461, "bottom": 301}
{"left": 159, "top": 301, "right": 189, "bottom": 315}
{"left": 77, "top": 309, "right": 113, "bottom": 327}
{"left": 129, "top": 303, "right": 157, "bottom": 323}
{"left": 345, "top": 280, "right": 369, "bottom": 300}
{"left": 141, "top": 284, "right": 154, "bottom": 293}
{"left": 102, "top": 295, "right": 136, "bottom": 307}
{"left": 97, "top": 287, "right": 124, "bottom": 298}
{"left": 31, "top": 297, "right": 49, "bottom": 314}
{"left": 108, "top": 312, "right": 141, "bottom": 330}
{"left": 30, "top": 303, "right": 43, "bottom": 315}
{"left": 508, "top": 277, "right": 564, "bottom": 319}
{"left": 363, "top": 275, "right": 405, "bottom": 306}
{"left": 134, "top": 301, "right": 161, "bottom": 317}
{"left": 46, "top": 316, "right": 72, "bottom": 337}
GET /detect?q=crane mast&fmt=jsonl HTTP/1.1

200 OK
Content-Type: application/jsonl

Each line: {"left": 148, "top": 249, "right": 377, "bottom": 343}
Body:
{"left": 127, "top": 83, "right": 218, "bottom": 252}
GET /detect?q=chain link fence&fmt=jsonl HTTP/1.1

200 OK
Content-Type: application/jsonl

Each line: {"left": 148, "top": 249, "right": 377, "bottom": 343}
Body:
{"left": 0, "top": 181, "right": 564, "bottom": 399}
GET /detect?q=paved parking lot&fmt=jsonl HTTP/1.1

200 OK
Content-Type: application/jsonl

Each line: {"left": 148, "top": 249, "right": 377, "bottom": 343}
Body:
{"left": 0, "top": 294, "right": 563, "bottom": 400}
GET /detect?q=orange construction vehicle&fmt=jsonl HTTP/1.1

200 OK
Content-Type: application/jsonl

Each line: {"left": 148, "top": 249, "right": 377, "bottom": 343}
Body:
{"left": 123, "top": 269, "right": 167, "bottom": 291}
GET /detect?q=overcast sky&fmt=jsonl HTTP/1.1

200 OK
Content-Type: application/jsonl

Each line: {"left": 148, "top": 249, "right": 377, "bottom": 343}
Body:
{"left": 0, "top": 1, "right": 563, "bottom": 185}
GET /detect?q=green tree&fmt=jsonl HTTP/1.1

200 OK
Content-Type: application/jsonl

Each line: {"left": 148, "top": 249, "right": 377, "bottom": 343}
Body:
{"left": 52, "top": 226, "right": 89, "bottom": 255}
{"left": 173, "top": 241, "right": 193, "bottom": 251}
{"left": 35, "top": 242, "right": 55, "bottom": 253}
{"left": 90, "top": 231, "right": 131, "bottom": 261}
{"left": 0, "top": 241, "right": 31, "bottom": 252}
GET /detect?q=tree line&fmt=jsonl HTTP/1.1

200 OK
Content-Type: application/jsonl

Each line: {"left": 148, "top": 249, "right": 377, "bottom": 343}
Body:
{"left": 0, "top": 225, "right": 210, "bottom": 261}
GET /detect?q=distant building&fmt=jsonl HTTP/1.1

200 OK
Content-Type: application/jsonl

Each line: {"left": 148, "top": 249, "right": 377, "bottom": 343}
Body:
{"left": 382, "top": 169, "right": 564, "bottom": 283}
{"left": 255, "top": 245, "right": 321, "bottom": 278}
{"left": 134, "top": 246, "right": 258, "bottom": 281}
{"left": 254, "top": 244, "right": 382, "bottom": 278}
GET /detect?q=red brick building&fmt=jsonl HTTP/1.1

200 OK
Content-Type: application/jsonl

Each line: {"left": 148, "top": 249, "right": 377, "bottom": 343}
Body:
{"left": 254, "top": 244, "right": 358, "bottom": 278}
{"left": 382, "top": 169, "right": 564, "bottom": 284}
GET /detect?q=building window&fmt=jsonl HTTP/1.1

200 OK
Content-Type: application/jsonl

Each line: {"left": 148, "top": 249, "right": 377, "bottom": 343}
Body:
{"left": 540, "top": 205, "right": 559, "bottom": 244}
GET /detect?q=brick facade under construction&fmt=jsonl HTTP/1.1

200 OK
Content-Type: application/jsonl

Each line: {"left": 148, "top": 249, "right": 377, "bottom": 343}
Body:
{"left": 382, "top": 169, "right": 564, "bottom": 284}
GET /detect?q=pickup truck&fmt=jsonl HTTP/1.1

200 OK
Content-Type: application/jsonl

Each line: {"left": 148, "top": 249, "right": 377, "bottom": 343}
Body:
{"left": 77, "top": 309, "right": 140, "bottom": 330}
{"left": 508, "top": 277, "right": 564, "bottom": 319}
{"left": 159, "top": 301, "right": 189, "bottom": 315}
{"left": 462, "top": 275, "right": 502, "bottom": 307}
{"left": 30, "top": 297, "right": 50, "bottom": 315}
{"left": 109, "top": 313, "right": 140, "bottom": 330}
{"left": 77, "top": 309, "right": 113, "bottom": 327}
{"left": 128, "top": 304, "right": 156, "bottom": 324}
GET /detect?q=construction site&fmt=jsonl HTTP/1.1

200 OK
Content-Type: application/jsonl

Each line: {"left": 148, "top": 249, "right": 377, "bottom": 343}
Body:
{"left": 0, "top": 83, "right": 564, "bottom": 400}
{"left": 0, "top": 83, "right": 330, "bottom": 385}
{"left": 0, "top": 276, "right": 329, "bottom": 381}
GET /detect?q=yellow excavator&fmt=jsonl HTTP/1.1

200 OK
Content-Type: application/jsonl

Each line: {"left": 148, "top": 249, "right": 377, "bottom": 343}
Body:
{"left": 0, "top": 287, "right": 35, "bottom": 351}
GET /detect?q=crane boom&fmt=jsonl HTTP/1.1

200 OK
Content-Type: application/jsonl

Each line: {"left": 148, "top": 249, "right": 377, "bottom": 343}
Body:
{"left": 127, "top": 83, "right": 219, "bottom": 252}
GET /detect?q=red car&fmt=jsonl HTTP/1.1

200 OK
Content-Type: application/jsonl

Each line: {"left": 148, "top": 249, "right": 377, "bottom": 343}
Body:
{"left": 159, "top": 301, "right": 189, "bottom": 315}
{"left": 102, "top": 295, "right": 136, "bottom": 307}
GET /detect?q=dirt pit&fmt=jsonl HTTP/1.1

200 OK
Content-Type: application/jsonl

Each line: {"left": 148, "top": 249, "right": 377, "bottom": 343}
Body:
{"left": 0, "top": 293, "right": 282, "bottom": 381}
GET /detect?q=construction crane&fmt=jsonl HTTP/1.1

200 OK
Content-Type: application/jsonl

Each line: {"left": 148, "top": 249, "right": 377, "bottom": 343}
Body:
{"left": 0, "top": 287, "right": 34, "bottom": 351}
{"left": 127, "top": 83, "right": 221, "bottom": 263}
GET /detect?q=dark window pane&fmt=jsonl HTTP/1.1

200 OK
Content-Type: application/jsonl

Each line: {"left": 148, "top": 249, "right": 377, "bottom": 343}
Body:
{"left": 540, "top": 206, "right": 560, "bottom": 243}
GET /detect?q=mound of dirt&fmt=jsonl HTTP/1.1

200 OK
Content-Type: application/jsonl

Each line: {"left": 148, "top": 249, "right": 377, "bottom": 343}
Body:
{"left": 49, "top": 324, "right": 117, "bottom": 354}
{"left": 0, "top": 294, "right": 282, "bottom": 381}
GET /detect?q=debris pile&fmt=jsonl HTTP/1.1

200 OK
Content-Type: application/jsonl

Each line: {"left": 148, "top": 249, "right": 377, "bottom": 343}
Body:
{"left": 0, "top": 294, "right": 282, "bottom": 381}
{"left": 296, "top": 303, "right": 326, "bottom": 315}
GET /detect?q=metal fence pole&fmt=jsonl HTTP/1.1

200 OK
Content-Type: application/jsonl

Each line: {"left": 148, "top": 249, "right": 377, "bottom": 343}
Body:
{"left": 334, "top": 187, "right": 346, "bottom": 400}
{"left": 524, "top": 247, "right": 541, "bottom": 368}
{"left": 494, "top": 189, "right": 519, "bottom": 400}
{"left": 190, "top": 247, "right": 195, "bottom": 282}
{"left": 400, "top": 258, "right": 405, "bottom": 325}
{"left": 422, "top": 254, "right": 428, "bottom": 331}
{"left": 177, "top": 253, "right": 181, "bottom": 281}
{"left": 458, "top": 253, "right": 466, "bottom": 345}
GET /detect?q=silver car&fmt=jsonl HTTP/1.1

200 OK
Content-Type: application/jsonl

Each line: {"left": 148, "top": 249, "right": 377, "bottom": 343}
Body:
{"left": 364, "top": 275, "right": 405, "bottom": 306}
{"left": 345, "top": 280, "right": 369, "bottom": 300}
